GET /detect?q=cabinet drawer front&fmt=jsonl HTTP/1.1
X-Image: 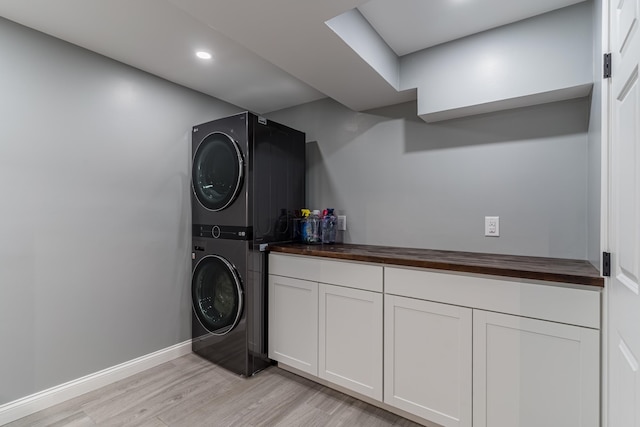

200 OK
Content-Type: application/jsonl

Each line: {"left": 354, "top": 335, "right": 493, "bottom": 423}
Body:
{"left": 269, "top": 253, "right": 321, "bottom": 282}
{"left": 385, "top": 267, "right": 600, "bottom": 329}
{"left": 269, "top": 253, "right": 383, "bottom": 292}
{"left": 319, "top": 259, "right": 382, "bottom": 292}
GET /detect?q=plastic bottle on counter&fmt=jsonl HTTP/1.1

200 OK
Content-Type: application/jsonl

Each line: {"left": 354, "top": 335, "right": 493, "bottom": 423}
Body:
{"left": 300, "top": 209, "right": 311, "bottom": 243}
{"left": 308, "top": 210, "right": 322, "bottom": 244}
{"left": 321, "top": 208, "right": 337, "bottom": 244}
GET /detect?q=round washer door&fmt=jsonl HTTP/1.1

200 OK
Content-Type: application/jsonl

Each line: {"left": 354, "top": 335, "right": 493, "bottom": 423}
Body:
{"left": 192, "top": 131, "right": 243, "bottom": 211}
{"left": 192, "top": 255, "right": 243, "bottom": 335}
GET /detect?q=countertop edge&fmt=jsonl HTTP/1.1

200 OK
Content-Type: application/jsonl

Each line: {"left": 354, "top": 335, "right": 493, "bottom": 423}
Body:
{"left": 268, "top": 244, "right": 605, "bottom": 288}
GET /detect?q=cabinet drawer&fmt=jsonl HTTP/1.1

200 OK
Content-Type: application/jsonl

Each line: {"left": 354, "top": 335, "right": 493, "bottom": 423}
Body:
{"left": 270, "top": 253, "right": 383, "bottom": 292}
{"left": 385, "top": 267, "right": 600, "bottom": 329}
{"left": 270, "top": 253, "right": 321, "bottom": 280}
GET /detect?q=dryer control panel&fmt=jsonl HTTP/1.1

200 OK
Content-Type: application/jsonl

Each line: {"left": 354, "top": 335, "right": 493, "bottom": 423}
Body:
{"left": 193, "top": 224, "right": 252, "bottom": 240}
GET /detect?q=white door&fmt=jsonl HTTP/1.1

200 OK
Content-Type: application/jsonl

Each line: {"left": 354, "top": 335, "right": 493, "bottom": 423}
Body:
{"left": 608, "top": 0, "right": 640, "bottom": 425}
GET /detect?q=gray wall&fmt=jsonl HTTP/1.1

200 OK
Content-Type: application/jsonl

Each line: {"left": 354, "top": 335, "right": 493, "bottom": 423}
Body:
{"left": 400, "top": 1, "right": 593, "bottom": 122}
{"left": 0, "top": 17, "right": 240, "bottom": 405}
{"left": 267, "top": 96, "right": 591, "bottom": 259}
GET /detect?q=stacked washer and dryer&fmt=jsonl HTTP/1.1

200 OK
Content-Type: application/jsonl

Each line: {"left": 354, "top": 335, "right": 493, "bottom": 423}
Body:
{"left": 190, "top": 112, "right": 305, "bottom": 376}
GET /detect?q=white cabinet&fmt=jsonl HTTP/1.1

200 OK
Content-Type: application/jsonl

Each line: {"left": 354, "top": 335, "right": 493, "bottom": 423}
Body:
{"left": 269, "top": 254, "right": 601, "bottom": 427}
{"left": 268, "top": 274, "right": 318, "bottom": 376}
{"left": 473, "top": 310, "right": 600, "bottom": 427}
{"left": 268, "top": 253, "right": 383, "bottom": 398}
{"left": 384, "top": 266, "right": 601, "bottom": 427}
{"left": 319, "top": 283, "right": 383, "bottom": 400}
{"left": 384, "top": 295, "right": 472, "bottom": 427}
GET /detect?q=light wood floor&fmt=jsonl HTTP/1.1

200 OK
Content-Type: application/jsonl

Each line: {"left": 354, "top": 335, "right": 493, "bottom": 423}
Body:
{"left": 6, "top": 353, "right": 423, "bottom": 427}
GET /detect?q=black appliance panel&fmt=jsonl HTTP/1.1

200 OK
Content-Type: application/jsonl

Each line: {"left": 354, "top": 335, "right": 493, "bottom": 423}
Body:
{"left": 193, "top": 224, "right": 252, "bottom": 240}
{"left": 252, "top": 123, "right": 305, "bottom": 244}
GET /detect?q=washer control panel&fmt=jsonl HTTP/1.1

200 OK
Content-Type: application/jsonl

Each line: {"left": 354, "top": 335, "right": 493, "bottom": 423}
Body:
{"left": 192, "top": 224, "right": 252, "bottom": 240}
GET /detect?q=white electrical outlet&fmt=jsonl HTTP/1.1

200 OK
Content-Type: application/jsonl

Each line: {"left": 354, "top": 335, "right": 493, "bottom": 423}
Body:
{"left": 485, "top": 216, "right": 499, "bottom": 237}
{"left": 337, "top": 215, "right": 347, "bottom": 231}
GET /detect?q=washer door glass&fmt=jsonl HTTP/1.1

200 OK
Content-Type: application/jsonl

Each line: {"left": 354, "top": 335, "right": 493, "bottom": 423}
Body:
{"left": 192, "top": 255, "right": 243, "bottom": 335}
{"left": 192, "top": 132, "right": 243, "bottom": 211}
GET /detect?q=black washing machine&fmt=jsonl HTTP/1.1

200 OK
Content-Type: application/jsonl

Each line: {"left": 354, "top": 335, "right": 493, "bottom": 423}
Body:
{"left": 191, "top": 234, "right": 269, "bottom": 376}
{"left": 191, "top": 112, "right": 305, "bottom": 376}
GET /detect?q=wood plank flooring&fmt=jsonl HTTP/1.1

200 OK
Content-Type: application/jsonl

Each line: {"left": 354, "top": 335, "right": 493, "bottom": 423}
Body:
{"left": 5, "top": 353, "right": 423, "bottom": 427}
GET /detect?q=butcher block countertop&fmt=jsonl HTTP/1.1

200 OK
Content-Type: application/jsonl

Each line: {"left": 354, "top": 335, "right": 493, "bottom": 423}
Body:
{"left": 268, "top": 243, "right": 604, "bottom": 288}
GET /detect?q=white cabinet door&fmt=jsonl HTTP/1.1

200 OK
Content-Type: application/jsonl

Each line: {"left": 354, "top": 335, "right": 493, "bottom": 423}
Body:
{"left": 268, "top": 275, "right": 318, "bottom": 376}
{"left": 318, "top": 283, "right": 383, "bottom": 400}
{"left": 473, "top": 310, "right": 599, "bottom": 427}
{"left": 384, "top": 295, "right": 472, "bottom": 427}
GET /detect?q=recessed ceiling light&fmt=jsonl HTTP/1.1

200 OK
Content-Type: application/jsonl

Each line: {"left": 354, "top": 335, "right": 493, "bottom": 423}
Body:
{"left": 196, "top": 51, "right": 212, "bottom": 60}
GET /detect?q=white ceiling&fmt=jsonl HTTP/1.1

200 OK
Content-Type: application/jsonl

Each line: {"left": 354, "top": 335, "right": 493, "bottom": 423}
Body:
{"left": 0, "top": 0, "right": 586, "bottom": 114}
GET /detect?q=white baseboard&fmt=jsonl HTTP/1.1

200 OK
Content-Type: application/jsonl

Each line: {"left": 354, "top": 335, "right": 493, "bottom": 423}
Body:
{"left": 0, "top": 340, "right": 192, "bottom": 425}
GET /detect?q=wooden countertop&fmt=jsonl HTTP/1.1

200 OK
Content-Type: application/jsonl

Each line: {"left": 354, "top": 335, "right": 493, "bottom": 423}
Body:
{"left": 268, "top": 243, "right": 604, "bottom": 287}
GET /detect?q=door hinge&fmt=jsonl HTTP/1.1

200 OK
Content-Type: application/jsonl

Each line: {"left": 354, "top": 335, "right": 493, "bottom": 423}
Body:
{"left": 604, "top": 53, "right": 612, "bottom": 78}
{"left": 602, "top": 252, "right": 611, "bottom": 277}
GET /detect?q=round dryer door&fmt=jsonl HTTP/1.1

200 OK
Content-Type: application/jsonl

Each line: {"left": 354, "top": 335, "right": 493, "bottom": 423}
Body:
{"left": 192, "top": 131, "right": 243, "bottom": 211}
{"left": 192, "top": 255, "right": 243, "bottom": 335}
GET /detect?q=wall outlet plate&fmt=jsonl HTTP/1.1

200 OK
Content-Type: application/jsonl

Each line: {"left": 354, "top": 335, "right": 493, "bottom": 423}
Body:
{"left": 337, "top": 215, "right": 347, "bottom": 231}
{"left": 485, "top": 216, "right": 499, "bottom": 237}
